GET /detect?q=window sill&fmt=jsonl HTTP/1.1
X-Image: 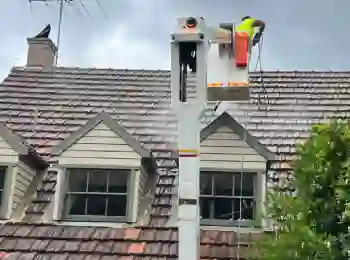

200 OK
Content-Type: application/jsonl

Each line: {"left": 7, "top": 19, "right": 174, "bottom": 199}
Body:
{"left": 0, "top": 220, "right": 12, "bottom": 225}
{"left": 62, "top": 215, "right": 131, "bottom": 223}
{"left": 201, "top": 225, "right": 266, "bottom": 233}
{"left": 201, "top": 219, "right": 258, "bottom": 227}
{"left": 55, "top": 220, "right": 128, "bottom": 229}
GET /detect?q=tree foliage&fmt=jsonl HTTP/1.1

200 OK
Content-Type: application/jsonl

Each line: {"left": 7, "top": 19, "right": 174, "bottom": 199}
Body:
{"left": 256, "top": 121, "right": 350, "bottom": 260}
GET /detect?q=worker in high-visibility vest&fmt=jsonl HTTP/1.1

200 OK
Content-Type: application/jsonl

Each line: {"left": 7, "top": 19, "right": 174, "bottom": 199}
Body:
{"left": 236, "top": 16, "right": 265, "bottom": 47}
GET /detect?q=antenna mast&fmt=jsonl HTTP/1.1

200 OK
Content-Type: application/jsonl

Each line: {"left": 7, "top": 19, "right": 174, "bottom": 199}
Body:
{"left": 29, "top": 0, "right": 107, "bottom": 66}
{"left": 29, "top": 0, "right": 69, "bottom": 67}
{"left": 56, "top": 0, "right": 64, "bottom": 66}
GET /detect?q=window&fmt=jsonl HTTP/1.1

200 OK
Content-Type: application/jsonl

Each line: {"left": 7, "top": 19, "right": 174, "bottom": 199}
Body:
{"left": 200, "top": 171, "right": 256, "bottom": 226}
{"left": 0, "top": 167, "right": 6, "bottom": 206}
{"left": 63, "top": 168, "right": 133, "bottom": 221}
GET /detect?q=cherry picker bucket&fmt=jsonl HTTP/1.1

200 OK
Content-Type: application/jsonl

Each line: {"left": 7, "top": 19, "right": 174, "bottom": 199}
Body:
{"left": 206, "top": 27, "right": 251, "bottom": 102}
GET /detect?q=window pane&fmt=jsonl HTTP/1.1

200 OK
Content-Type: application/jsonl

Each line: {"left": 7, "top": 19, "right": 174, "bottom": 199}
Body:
{"left": 214, "top": 174, "right": 233, "bottom": 196}
{"left": 234, "top": 173, "right": 255, "bottom": 196}
{"left": 0, "top": 168, "right": 5, "bottom": 190}
{"left": 88, "top": 170, "right": 108, "bottom": 192}
{"left": 200, "top": 197, "right": 212, "bottom": 219}
{"left": 109, "top": 170, "right": 127, "bottom": 193}
{"left": 67, "top": 194, "right": 86, "bottom": 215}
{"left": 86, "top": 195, "right": 106, "bottom": 215}
{"left": 200, "top": 173, "right": 212, "bottom": 195}
{"left": 233, "top": 198, "right": 254, "bottom": 220}
{"left": 107, "top": 195, "right": 127, "bottom": 216}
{"left": 214, "top": 198, "right": 233, "bottom": 220}
{"left": 69, "top": 170, "right": 87, "bottom": 192}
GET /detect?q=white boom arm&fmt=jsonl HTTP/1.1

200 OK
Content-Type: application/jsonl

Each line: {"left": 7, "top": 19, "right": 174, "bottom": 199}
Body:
{"left": 170, "top": 16, "right": 251, "bottom": 260}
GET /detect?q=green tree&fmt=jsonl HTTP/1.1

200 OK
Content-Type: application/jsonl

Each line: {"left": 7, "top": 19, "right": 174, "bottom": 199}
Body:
{"left": 256, "top": 121, "right": 350, "bottom": 260}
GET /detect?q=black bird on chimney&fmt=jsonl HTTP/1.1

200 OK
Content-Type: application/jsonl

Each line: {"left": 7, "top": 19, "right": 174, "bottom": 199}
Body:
{"left": 34, "top": 24, "right": 51, "bottom": 38}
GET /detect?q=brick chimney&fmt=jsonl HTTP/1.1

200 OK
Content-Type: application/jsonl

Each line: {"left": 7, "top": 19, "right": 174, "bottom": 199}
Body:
{"left": 26, "top": 37, "right": 57, "bottom": 70}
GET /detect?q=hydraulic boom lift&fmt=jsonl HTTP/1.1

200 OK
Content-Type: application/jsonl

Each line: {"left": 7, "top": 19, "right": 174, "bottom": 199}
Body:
{"left": 170, "top": 17, "right": 252, "bottom": 260}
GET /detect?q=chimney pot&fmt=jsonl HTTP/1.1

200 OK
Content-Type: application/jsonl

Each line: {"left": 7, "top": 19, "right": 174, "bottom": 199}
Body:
{"left": 26, "top": 37, "right": 57, "bottom": 70}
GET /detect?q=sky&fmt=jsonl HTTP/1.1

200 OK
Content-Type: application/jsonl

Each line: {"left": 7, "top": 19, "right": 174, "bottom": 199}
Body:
{"left": 0, "top": 0, "right": 350, "bottom": 79}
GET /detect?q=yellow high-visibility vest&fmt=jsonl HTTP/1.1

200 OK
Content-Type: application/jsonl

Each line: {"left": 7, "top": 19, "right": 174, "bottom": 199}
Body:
{"left": 236, "top": 18, "right": 256, "bottom": 39}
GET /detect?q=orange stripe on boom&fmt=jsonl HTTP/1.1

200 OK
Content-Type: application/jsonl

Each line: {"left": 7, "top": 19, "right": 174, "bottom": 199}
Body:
{"left": 208, "top": 82, "right": 224, "bottom": 87}
{"left": 208, "top": 82, "right": 249, "bottom": 87}
{"left": 227, "top": 82, "right": 249, "bottom": 86}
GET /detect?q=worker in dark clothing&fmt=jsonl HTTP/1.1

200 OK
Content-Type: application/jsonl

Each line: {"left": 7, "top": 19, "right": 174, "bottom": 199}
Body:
{"left": 236, "top": 16, "right": 265, "bottom": 47}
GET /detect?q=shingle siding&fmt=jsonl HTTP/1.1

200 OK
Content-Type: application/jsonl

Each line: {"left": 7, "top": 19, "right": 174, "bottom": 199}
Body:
{"left": 200, "top": 126, "right": 266, "bottom": 170}
{"left": 12, "top": 162, "right": 36, "bottom": 212}
{"left": 58, "top": 122, "right": 141, "bottom": 167}
{"left": 0, "top": 137, "right": 18, "bottom": 163}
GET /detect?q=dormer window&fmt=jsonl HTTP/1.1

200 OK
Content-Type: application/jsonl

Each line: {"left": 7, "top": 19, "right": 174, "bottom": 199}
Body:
{"left": 198, "top": 112, "right": 273, "bottom": 228}
{"left": 0, "top": 167, "right": 6, "bottom": 205}
{"left": 51, "top": 112, "right": 150, "bottom": 223}
{"left": 200, "top": 171, "right": 258, "bottom": 226}
{"left": 63, "top": 168, "right": 134, "bottom": 222}
{"left": 0, "top": 166, "right": 8, "bottom": 217}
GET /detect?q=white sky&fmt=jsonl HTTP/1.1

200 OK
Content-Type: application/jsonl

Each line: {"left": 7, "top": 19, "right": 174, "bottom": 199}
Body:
{"left": 1, "top": 0, "right": 350, "bottom": 79}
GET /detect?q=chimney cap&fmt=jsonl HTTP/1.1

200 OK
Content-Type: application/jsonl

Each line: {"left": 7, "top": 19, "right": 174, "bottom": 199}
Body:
{"left": 27, "top": 37, "right": 58, "bottom": 53}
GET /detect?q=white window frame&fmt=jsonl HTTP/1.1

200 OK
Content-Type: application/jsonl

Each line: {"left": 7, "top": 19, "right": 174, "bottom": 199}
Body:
{"left": 0, "top": 165, "right": 15, "bottom": 219}
{"left": 53, "top": 165, "right": 137, "bottom": 223}
{"left": 200, "top": 169, "right": 266, "bottom": 227}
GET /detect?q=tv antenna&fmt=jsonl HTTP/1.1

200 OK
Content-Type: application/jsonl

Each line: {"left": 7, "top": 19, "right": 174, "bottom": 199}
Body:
{"left": 28, "top": 0, "right": 108, "bottom": 67}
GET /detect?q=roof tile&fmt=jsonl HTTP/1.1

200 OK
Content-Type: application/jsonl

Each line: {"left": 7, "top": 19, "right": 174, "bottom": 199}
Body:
{"left": 95, "top": 241, "right": 114, "bottom": 253}
{"left": 0, "top": 252, "right": 11, "bottom": 260}
{"left": 62, "top": 241, "right": 80, "bottom": 252}
{"left": 31, "top": 240, "right": 50, "bottom": 251}
{"left": 0, "top": 239, "right": 16, "bottom": 250}
{"left": 128, "top": 242, "right": 145, "bottom": 254}
{"left": 124, "top": 228, "right": 140, "bottom": 240}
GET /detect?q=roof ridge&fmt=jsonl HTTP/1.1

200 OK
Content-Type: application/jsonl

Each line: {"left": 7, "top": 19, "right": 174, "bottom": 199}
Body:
{"left": 12, "top": 66, "right": 171, "bottom": 73}
{"left": 12, "top": 66, "right": 350, "bottom": 74}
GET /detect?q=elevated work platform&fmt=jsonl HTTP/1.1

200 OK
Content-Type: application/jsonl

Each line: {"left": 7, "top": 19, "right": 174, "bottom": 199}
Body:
{"left": 206, "top": 24, "right": 251, "bottom": 101}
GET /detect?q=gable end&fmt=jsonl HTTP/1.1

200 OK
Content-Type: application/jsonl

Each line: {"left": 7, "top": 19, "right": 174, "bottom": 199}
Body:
{"left": 51, "top": 112, "right": 150, "bottom": 158}
{"left": 201, "top": 112, "right": 275, "bottom": 161}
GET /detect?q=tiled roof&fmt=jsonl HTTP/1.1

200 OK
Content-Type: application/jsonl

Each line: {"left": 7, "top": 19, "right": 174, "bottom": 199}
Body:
{"left": 0, "top": 122, "right": 47, "bottom": 169}
{"left": 1, "top": 66, "right": 350, "bottom": 259}
{"left": 223, "top": 71, "right": 350, "bottom": 161}
{"left": 149, "top": 149, "right": 178, "bottom": 227}
{"left": 0, "top": 223, "right": 261, "bottom": 259}
{"left": 3, "top": 67, "right": 350, "bottom": 163}
{"left": 0, "top": 67, "right": 186, "bottom": 160}
{"left": 3, "top": 149, "right": 260, "bottom": 260}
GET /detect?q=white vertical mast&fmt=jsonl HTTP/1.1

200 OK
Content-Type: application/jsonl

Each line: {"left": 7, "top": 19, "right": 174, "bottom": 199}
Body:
{"left": 170, "top": 17, "right": 209, "bottom": 260}
{"left": 170, "top": 17, "right": 252, "bottom": 260}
